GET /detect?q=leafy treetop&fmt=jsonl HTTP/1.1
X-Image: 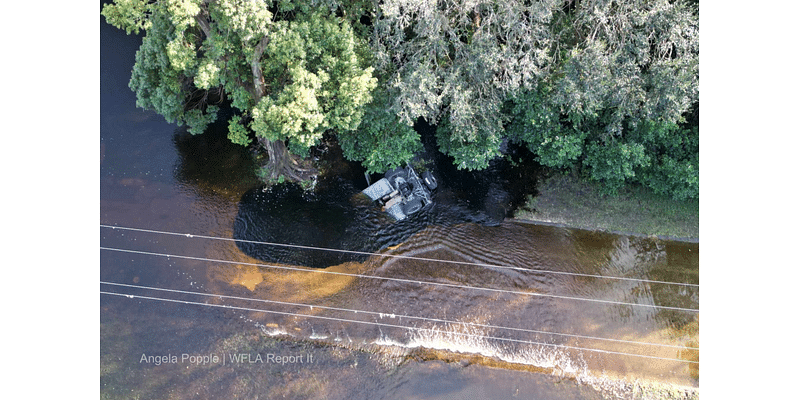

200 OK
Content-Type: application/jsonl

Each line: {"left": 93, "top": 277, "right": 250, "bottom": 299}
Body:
{"left": 103, "top": 0, "right": 700, "bottom": 199}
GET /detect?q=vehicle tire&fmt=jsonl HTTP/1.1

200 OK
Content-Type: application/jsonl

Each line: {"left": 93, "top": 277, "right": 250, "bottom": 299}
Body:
{"left": 422, "top": 170, "right": 438, "bottom": 190}
{"left": 403, "top": 198, "right": 423, "bottom": 215}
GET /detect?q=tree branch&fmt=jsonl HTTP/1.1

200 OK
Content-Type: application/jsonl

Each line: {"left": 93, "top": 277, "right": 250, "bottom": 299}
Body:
{"left": 194, "top": 1, "right": 213, "bottom": 39}
{"left": 195, "top": 15, "right": 211, "bottom": 38}
{"left": 251, "top": 35, "right": 271, "bottom": 103}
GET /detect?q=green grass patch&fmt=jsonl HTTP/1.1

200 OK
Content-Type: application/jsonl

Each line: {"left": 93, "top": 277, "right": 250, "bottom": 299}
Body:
{"left": 514, "top": 171, "right": 698, "bottom": 239}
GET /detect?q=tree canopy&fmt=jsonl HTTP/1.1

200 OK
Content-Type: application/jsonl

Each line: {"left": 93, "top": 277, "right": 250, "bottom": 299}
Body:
{"left": 507, "top": 0, "right": 699, "bottom": 199}
{"left": 103, "top": 0, "right": 699, "bottom": 199}
{"left": 103, "top": 0, "right": 378, "bottom": 181}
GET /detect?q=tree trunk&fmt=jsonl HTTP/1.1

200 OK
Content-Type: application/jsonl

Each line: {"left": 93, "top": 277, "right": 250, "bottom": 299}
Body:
{"left": 259, "top": 137, "right": 317, "bottom": 183}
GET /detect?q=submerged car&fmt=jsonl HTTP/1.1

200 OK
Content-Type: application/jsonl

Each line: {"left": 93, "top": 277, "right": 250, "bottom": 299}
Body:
{"left": 362, "top": 165, "right": 437, "bottom": 220}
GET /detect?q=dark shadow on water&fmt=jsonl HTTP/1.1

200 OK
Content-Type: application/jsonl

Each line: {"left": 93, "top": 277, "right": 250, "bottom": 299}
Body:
{"left": 233, "top": 119, "right": 541, "bottom": 268}
{"left": 172, "top": 107, "right": 262, "bottom": 201}
{"left": 233, "top": 177, "right": 438, "bottom": 268}
{"left": 416, "top": 119, "right": 540, "bottom": 225}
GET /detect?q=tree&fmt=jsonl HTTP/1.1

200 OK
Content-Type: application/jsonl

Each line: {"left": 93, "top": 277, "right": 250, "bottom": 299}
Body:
{"left": 507, "top": 0, "right": 699, "bottom": 199}
{"left": 368, "top": 0, "right": 560, "bottom": 169}
{"left": 102, "top": 0, "right": 377, "bottom": 182}
{"left": 548, "top": 0, "right": 699, "bottom": 136}
{"left": 103, "top": 0, "right": 700, "bottom": 199}
{"left": 336, "top": 87, "right": 422, "bottom": 175}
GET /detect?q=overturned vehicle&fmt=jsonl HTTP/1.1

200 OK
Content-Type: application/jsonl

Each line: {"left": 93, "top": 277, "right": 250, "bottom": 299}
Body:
{"left": 362, "top": 166, "right": 438, "bottom": 221}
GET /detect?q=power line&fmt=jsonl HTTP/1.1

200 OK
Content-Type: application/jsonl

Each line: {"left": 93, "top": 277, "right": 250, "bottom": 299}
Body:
{"left": 100, "top": 246, "right": 700, "bottom": 312}
{"left": 99, "top": 224, "right": 699, "bottom": 288}
{"left": 101, "top": 281, "right": 698, "bottom": 350}
{"left": 99, "top": 290, "right": 699, "bottom": 364}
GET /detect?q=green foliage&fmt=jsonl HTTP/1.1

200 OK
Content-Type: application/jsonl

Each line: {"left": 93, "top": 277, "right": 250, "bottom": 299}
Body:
{"left": 550, "top": 0, "right": 699, "bottom": 136}
{"left": 104, "top": 0, "right": 699, "bottom": 194}
{"left": 250, "top": 65, "right": 327, "bottom": 146}
{"left": 101, "top": 0, "right": 153, "bottom": 35}
{"left": 508, "top": 84, "right": 585, "bottom": 169}
{"left": 338, "top": 89, "right": 422, "bottom": 174}
{"left": 371, "top": 0, "right": 559, "bottom": 169}
{"left": 631, "top": 121, "right": 699, "bottom": 201}
{"left": 435, "top": 117, "right": 503, "bottom": 170}
{"left": 163, "top": 0, "right": 202, "bottom": 31}
{"left": 505, "top": 0, "right": 699, "bottom": 199}
{"left": 509, "top": 82, "right": 699, "bottom": 199}
{"left": 127, "top": 11, "right": 186, "bottom": 125}
{"left": 248, "top": 14, "right": 377, "bottom": 155}
{"left": 643, "top": 153, "right": 699, "bottom": 201}
{"left": 104, "top": 0, "right": 376, "bottom": 181}
{"left": 164, "top": 31, "right": 197, "bottom": 72}
{"left": 185, "top": 106, "right": 219, "bottom": 135}
{"left": 584, "top": 139, "right": 650, "bottom": 194}
{"left": 226, "top": 115, "right": 251, "bottom": 146}
{"left": 194, "top": 59, "right": 221, "bottom": 89}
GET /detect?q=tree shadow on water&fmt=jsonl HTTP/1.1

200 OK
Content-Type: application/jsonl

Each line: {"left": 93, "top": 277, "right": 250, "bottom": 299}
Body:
{"left": 232, "top": 121, "right": 543, "bottom": 269}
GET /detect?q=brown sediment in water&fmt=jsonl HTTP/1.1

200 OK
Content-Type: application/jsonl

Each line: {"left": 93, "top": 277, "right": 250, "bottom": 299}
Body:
{"left": 207, "top": 256, "right": 362, "bottom": 302}
{"left": 673, "top": 316, "right": 699, "bottom": 381}
{"left": 202, "top": 230, "right": 370, "bottom": 302}
{"left": 228, "top": 266, "right": 264, "bottom": 291}
{"left": 184, "top": 218, "right": 699, "bottom": 398}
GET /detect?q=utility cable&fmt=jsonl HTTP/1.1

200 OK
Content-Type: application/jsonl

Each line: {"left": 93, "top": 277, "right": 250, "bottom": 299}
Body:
{"left": 100, "top": 224, "right": 700, "bottom": 288}
{"left": 101, "top": 281, "right": 699, "bottom": 350}
{"left": 100, "top": 246, "right": 700, "bottom": 313}
{"left": 100, "top": 290, "right": 698, "bottom": 364}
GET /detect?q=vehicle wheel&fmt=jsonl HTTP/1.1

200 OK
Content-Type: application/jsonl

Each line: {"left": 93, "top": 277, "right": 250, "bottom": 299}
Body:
{"left": 403, "top": 198, "right": 423, "bottom": 215}
{"left": 422, "top": 170, "right": 437, "bottom": 190}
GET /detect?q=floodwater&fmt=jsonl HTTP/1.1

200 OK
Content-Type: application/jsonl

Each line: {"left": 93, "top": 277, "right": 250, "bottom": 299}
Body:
{"left": 100, "top": 12, "right": 698, "bottom": 400}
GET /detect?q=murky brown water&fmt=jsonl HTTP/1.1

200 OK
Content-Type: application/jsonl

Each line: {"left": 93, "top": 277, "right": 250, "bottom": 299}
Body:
{"left": 100, "top": 13, "right": 698, "bottom": 400}
{"left": 100, "top": 216, "right": 698, "bottom": 399}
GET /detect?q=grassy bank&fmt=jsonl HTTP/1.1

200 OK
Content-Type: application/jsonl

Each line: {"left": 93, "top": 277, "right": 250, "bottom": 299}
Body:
{"left": 514, "top": 171, "right": 699, "bottom": 240}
